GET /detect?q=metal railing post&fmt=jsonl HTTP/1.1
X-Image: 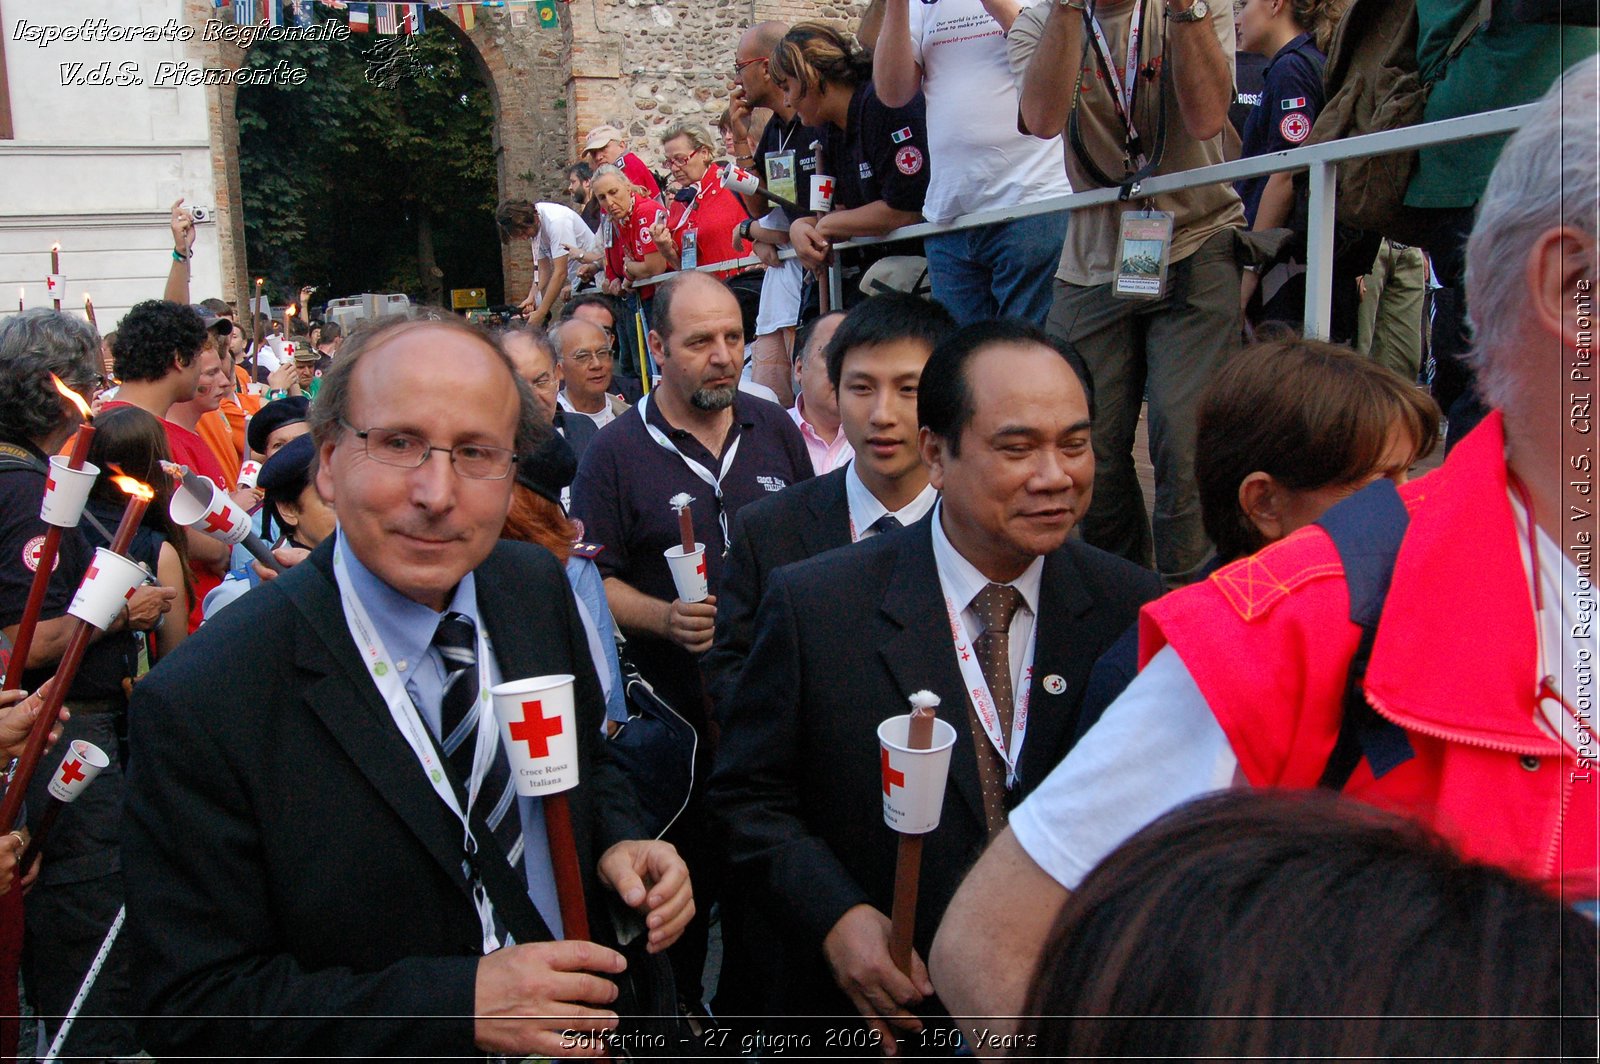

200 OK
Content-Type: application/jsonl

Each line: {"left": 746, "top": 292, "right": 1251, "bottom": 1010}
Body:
{"left": 1302, "top": 160, "right": 1338, "bottom": 341}
{"left": 827, "top": 258, "right": 844, "bottom": 313}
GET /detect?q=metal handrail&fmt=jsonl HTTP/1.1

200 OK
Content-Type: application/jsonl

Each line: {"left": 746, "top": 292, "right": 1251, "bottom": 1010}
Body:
{"left": 629, "top": 103, "right": 1534, "bottom": 336}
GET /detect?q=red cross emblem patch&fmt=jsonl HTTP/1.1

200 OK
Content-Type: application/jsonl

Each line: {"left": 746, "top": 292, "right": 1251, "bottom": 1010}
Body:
{"left": 22, "top": 535, "right": 49, "bottom": 573}
{"left": 1280, "top": 112, "right": 1311, "bottom": 144}
{"left": 895, "top": 146, "right": 924, "bottom": 176}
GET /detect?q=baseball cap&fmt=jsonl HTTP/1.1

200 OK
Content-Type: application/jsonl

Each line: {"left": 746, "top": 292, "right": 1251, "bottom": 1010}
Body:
{"left": 190, "top": 304, "right": 234, "bottom": 335}
{"left": 583, "top": 125, "right": 625, "bottom": 153}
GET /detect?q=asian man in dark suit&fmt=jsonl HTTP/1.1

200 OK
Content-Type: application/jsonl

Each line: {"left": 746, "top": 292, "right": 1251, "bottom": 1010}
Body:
{"left": 121, "top": 317, "right": 693, "bottom": 1059}
{"left": 705, "top": 294, "right": 956, "bottom": 716}
{"left": 708, "top": 320, "right": 1163, "bottom": 1051}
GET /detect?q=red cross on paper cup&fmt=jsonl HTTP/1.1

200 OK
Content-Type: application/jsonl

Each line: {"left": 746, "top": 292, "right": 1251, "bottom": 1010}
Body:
{"left": 46, "top": 739, "right": 110, "bottom": 802}
{"left": 67, "top": 547, "right": 148, "bottom": 631}
{"left": 810, "top": 174, "right": 835, "bottom": 212}
{"left": 170, "top": 476, "right": 252, "bottom": 545}
{"left": 880, "top": 747, "right": 906, "bottom": 796}
{"left": 876, "top": 713, "right": 958, "bottom": 835}
{"left": 39, "top": 454, "right": 100, "bottom": 528}
{"left": 490, "top": 674, "right": 581, "bottom": 796}
{"left": 663, "top": 543, "right": 709, "bottom": 604}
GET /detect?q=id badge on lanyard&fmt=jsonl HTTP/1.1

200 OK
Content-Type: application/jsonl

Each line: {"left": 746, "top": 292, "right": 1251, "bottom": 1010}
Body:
{"left": 333, "top": 542, "right": 506, "bottom": 954}
{"left": 765, "top": 149, "right": 798, "bottom": 206}
{"left": 1114, "top": 209, "right": 1175, "bottom": 300}
{"left": 681, "top": 227, "right": 699, "bottom": 271}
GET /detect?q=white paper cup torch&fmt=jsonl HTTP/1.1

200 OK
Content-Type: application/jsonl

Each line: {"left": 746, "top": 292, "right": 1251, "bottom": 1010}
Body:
{"left": 878, "top": 712, "right": 957, "bottom": 835}
{"left": 66, "top": 548, "right": 148, "bottom": 631}
{"left": 46, "top": 739, "right": 110, "bottom": 802}
{"left": 722, "top": 163, "right": 761, "bottom": 196}
{"left": 664, "top": 544, "right": 708, "bottom": 603}
{"left": 810, "top": 174, "right": 836, "bottom": 212}
{"left": 490, "top": 675, "right": 581, "bottom": 796}
{"left": 39, "top": 456, "right": 101, "bottom": 528}
{"left": 170, "top": 474, "right": 252, "bottom": 545}
{"left": 238, "top": 460, "right": 262, "bottom": 491}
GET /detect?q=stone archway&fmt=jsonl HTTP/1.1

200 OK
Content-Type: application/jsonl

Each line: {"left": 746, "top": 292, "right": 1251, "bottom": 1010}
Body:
{"left": 190, "top": 0, "right": 866, "bottom": 308}
{"left": 432, "top": 15, "right": 569, "bottom": 306}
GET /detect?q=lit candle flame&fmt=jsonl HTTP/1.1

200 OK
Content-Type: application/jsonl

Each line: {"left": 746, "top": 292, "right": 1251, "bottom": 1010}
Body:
{"left": 109, "top": 474, "right": 155, "bottom": 503}
{"left": 159, "top": 460, "right": 186, "bottom": 483}
{"left": 50, "top": 373, "right": 93, "bottom": 420}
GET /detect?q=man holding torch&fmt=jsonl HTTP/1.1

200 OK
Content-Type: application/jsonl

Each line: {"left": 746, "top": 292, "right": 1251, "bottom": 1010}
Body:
{"left": 121, "top": 315, "right": 693, "bottom": 1059}
{"left": 708, "top": 321, "right": 1160, "bottom": 1051}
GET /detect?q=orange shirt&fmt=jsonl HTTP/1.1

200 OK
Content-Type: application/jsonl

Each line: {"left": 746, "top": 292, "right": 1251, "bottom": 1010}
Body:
{"left": 197, "top": 405, "right": 245, "bottom": 490}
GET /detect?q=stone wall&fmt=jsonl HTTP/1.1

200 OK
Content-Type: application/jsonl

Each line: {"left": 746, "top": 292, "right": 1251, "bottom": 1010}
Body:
{"left": 565, "top": 0, "right": 870, "bottom": 179}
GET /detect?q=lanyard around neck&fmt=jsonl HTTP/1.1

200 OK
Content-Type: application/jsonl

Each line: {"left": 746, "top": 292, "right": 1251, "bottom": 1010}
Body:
{"left": 941, "top": 589, "right": 1038, "bottom": 790}
{"left": 1087, "top": 2, "right": 1146, "bottom": 150}
{"left": 637, "top": 392, "right": 741, "bottom": 551}
{"left": 333, "top": 541, "right": 505, "bottom": 953}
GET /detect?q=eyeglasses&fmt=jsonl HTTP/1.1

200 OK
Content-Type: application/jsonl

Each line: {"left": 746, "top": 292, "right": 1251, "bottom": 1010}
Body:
{"left": 339, "top": 419, "right": 517, "bottom": 480}
{"left": 665, "top": 149, "right": 705, "bottom": 167}
{"left": 566, "top": 348, "right": 613, "bottom": 367}
{"left": 734, "top": 56, "right": 769, "bottom": 76}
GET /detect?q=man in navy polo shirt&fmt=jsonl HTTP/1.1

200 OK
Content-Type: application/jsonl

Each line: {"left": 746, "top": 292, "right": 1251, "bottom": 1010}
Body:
{"left": 570, "top": 271, "right": 812, "bottom": 1007}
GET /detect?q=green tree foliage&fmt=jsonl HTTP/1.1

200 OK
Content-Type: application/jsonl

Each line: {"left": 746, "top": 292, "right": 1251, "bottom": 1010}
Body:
{"left": 236, "top": 18, "right": 501, "bottom": 307}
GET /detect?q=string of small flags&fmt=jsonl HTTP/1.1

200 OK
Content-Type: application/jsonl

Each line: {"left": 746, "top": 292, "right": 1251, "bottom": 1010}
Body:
{"left": 212, "top": 1, "right": 563, "bottom": 34}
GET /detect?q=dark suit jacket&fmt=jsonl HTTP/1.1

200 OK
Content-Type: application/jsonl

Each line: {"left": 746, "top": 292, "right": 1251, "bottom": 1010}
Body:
{"left": 707, "top": 521, "right": 1162, "bottom": 1019}
{"left": 703, "top": 467, "right": 854, "bottom": 718}
{"left": 121, "top": 537, "right": 648, "bottom": 1059}
{"left": 556, "top": 408, "right": 599, "bottom": 464}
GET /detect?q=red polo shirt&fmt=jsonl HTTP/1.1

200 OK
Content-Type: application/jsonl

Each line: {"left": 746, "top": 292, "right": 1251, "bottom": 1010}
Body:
{"left": 665, "top": 166, "right": 754, "bottom": 279}
{"left": 604, "top": 196, "right": 668, "bottom": 299}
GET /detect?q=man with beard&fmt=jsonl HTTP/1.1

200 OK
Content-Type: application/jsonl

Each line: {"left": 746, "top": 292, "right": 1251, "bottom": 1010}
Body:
{"left": 570, "top": 272, "right": 812, "bottom": 1011}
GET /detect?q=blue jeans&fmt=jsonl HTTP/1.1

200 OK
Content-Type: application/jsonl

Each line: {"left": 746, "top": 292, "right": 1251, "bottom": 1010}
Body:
{"left": 923, "top": 210, "right": 1070, "bottom": 326}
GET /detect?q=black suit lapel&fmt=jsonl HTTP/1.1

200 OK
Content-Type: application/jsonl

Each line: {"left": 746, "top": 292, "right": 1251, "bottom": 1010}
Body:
{"left": 1015, "top": 548, "right": 1097, "bottom": 798}
{"left": 288, "top": 547, "right": 480, "bottom": 909}
{"left": 877, "top": 525, "right": 987, "bottom": 828}
{"left": 802, "top": 468, "right": 853, "bottom": 556}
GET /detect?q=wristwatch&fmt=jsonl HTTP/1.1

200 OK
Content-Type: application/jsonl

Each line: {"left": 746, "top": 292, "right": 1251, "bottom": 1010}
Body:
{"left": 1167, "top": 0, "right": 1210, "bottom": 22}
{"left": 738, "top": 218, "right": 756, "bottom": 243}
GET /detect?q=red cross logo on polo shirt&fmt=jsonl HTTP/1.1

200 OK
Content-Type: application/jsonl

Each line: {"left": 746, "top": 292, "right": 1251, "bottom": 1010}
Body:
{"left": 881, "top": 748, "right": 905, "bottom": 796}
{"left": 815, "top": 178, "right": 834, "bottom": 200}
{"left": 201, "top": 510, "right": 234, "bottom": 535}
{"left": 509, "top": 699, "right": 564, "bottom": 758}
{"left": 59, "top": 759, "right": 85, "bottom": 786}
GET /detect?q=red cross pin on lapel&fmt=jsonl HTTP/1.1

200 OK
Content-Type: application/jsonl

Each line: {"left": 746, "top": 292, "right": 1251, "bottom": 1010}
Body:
{"left": 510, "top": 699, "right": 564, "bottom": 758}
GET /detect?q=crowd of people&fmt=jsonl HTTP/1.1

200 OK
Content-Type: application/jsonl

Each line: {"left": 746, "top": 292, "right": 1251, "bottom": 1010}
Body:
{"left": 0, "top": 2, "right": 1595, "bottom": 1059}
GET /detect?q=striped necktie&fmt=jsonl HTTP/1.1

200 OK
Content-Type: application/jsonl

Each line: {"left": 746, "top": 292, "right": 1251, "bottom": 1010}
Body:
{"left": 432, "top": 612, "right": 523, "bottom": 870}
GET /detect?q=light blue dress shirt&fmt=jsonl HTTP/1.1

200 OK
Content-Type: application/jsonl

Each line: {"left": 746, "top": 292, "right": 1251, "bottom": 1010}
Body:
{"left": 342, "top": 543, "right": 565, "bottom": 938}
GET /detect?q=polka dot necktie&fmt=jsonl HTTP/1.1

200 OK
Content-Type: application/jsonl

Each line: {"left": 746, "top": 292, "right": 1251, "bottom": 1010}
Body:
{"left": 432, "top": 613, "right": 523, "bottom": 871}
{"left": 970, "top": 582, "right": 1026, "bottom": 839}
